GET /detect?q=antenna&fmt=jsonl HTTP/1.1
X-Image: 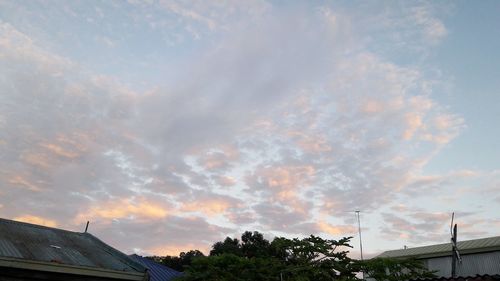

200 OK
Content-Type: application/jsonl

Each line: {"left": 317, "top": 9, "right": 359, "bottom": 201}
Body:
{"left": 84, "top": 221, "right": 89, "bottom": 233}
{"left": 355, "top": 210, "right": 365, "bottom": 280}
{"left": 450, "top": 213, "right": 454, "bottom": 237}
{"left": 450, "top": 213, "right": 461, "bottom": 278}
{"left": 355, "top": 210, "right": 364, "bottom": 261}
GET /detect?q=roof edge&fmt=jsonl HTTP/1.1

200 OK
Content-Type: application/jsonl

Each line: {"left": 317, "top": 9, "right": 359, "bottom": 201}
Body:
{"left": 382, "top": 246, "right": 500, "bottom": 260}
{"left": 0, "top": 256, "right": 146, "bottom": 280}
{"left": 0, "top": 217, "right": 81, "bottom": 235}
{"left": 375, "top": 236, "right": 500, "bottom": 259}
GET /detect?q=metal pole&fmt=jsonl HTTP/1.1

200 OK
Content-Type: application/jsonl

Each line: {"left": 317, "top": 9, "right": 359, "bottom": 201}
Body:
{"left": 355, "top": 211, "right": 365, "bottom": 280}
{"left": 355, "top": 211, "right": 364, "bottom": 261}
{"left": 451, "top": 224, "right": 457, "bottom": 278}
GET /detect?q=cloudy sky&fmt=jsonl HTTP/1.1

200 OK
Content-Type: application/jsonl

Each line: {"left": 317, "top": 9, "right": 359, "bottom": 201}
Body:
{"left": 1, "top": 0, "right": 499, "bottom": 257}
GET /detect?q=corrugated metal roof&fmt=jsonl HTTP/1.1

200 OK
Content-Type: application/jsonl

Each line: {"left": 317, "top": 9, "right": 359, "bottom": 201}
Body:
{"left": 129, "top": 254, "right": 183, "bottom": 281}
{"left": 377, "top": 236, "right": 500, "bottom": 259}
{"left": 0, "top": 218, "right": 146, "bottom": 274}
{"left": 411, "top": 274, "right": 500, "bottom": 281}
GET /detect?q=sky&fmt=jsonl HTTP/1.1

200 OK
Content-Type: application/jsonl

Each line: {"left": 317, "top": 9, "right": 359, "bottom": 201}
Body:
{"left": 0, "top": 0, "right": 499, "bottom": 258}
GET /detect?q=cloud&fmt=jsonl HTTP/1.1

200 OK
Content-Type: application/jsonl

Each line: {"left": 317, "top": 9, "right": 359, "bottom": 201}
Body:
{"left": 214, "top": 175, "right": 237, "bottom": 187}
{"left": 412, "top": 4, "right": 448, "bottom": 43}
{"left": 14, "top": 215, "right": 58, "bottom": 228}
{"left": 402, "top": 169, "right": 481, "bottom": 197}
{"left": 379, "top": 210, "right": 492, "bottom": 245}
{"left": 75, "top": 198, "right": 169, "bottom": 223}
{"left": 180, "top": 192, "right": 242, "bottom": 217}
{"left": 380, "top": 212, "right": 449, "bottom": 243}
{"left": 89, "top": 216, "right": 233, "bottom": 255}
{"left": 1, "top": 1, "right": 495, "bottom": 257}
{"left": 318, "top": 221, "right": 357, "bottom": 236}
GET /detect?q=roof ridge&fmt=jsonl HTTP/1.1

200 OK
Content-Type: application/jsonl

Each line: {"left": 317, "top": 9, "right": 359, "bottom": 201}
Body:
{"left": 385, "top": 235, "right": 500, "bottom": 252}
{"left": 0, "top": 217, "right": 81, "bottom": 235}
{"left": 377, "top": 235, "right": 500, "bottom": 258}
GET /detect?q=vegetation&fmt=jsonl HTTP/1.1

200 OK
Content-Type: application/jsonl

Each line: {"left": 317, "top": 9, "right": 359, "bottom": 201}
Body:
{"left": 147, "top": 250, "right": 205, "bottom": 272}
{"left": 359, "top": 257, "right": 437, "bottom": 281}
{"left": 147, "top": 231, "right": 435, "bottom": 281}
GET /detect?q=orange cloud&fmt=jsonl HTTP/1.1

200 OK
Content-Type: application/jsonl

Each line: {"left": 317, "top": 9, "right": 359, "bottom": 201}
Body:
{"left": 182, "top": 199, "right": 234, "bottom": 216}
{"left": 40, "top": 143, "right": 80, "bottom": 158}
{"left": 318, "top": 221, "right": 356, "bottom": 235}
{"left": 361, "top": 99, "right": 384, "bottom": 114}
{"left": 261, "top": 165, "right": 315, "bottom": 190}
{"left": 21, "top": 152, "right": 51, "bottom": 169}
{"left": 402, "top": 112, "right": 423, "bottom": 140}
{"left": 8, "top": 175, "right": 42, "bottom": 191}
{"left": 198, "top": 145, "right": 240, "bottom": 171}
{"left": 14, "top": 215, "right": 58, "bottom": 227}
{"left": 217, "top": 175, "right": 237, "bottom": 186}
{"left": 288, "top": 131, "right": 332, "bottom": 154}
{"left": 75, "top": 198, "right": 168, "bottom": 223}
{"left": 147, "top": 243, "right": 210, "bottom": 256}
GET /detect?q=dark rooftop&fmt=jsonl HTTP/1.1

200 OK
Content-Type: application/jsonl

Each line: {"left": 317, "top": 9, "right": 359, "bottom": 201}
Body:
{"left": 411, "top": 274, "right": 500, "bottom": 281}
{"left": 0, "top": 217, "right": 146, "bottom": 274}
{"left": 130, "top": 254, "right": 183, "bottom": 281}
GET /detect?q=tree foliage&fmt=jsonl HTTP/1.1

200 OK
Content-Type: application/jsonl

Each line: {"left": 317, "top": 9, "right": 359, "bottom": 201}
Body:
{"left": 147, "top": 250, "right": 205, "bottom": 272}
{"left": 177, "top": 232, "right": 360, "bottom": 281}
{"left": 148, "top": 231, "right": 436, "bottom": 281}
{"left": 210, "top": 237, "right": 243, "bottom": 257}
{"left": 360, "top": 257, "right": 436, "bottom": 281}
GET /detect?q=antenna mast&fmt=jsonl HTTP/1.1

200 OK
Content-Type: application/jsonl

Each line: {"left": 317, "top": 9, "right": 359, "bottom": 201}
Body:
{"left": 355, "top": 210, "right": 365, "bottom": 280}
{"left": 355, "top": 210, "right": 364, "bottom": 261}
{"left": 450, "top": 213, "right": 461, "bottom": 278}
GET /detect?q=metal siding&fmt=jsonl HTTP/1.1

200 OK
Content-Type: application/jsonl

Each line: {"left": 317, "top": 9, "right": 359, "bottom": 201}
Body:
{"left": 427, "top": 256, "right": 452, "bottom": 277}
{"left": 424, "top": 252, "right": 500, "bottom": 278}
{"left": 410, "top": 274, "right": 500, "bottom": 281}
{"left": 458, "top": 252, "right": 500, "bottom": 276}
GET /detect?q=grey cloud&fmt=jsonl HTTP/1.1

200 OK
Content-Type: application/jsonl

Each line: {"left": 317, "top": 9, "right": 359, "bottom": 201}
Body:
{"left": 380, "top": 212, "right": 448, "bottom": 244}
{"left": 88, "top": 215, "right": 233, "bottom": 254}
{"left": 0, "top": 1, "right": 488, "bottom": 256}
{"left": 252, "top": 202, "right": 316, "bottom": 234}
{"left": 380, "top": 210, "right": 491, "bottom": 245}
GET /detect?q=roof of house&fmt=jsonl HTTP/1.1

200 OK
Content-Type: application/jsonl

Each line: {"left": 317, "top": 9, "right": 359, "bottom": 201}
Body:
{"left": 377, "top": 236, "right": 500, "bottom": 259}
{"left": 411, "top": 274, "right": 500, "bottom": 281}
{"left": 0, "top": 218, "right": 147, "bottom": 280}
{"left": 129, "top": 254, "right": 183, "bottom": 281}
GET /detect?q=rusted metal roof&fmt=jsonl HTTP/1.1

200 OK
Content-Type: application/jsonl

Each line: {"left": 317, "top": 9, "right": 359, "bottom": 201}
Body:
{"left": 377, "top": 236, "right": 500, "bottom": 259}
{"left": 0, "top": 218, "right": 146, "bottom": 274}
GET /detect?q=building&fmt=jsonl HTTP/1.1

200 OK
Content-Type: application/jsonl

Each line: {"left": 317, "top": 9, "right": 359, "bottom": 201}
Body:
{"left": 411, "top": 274, "right": 500, "bottom": 281}
{"left": 130, "top": 254, "right": 183, "bottom": 281}
{"left": 376, "top": 236, "right": 500, "bottom": 278}
{"left": 0, "top": 218, "right": 149, "bottom": 281}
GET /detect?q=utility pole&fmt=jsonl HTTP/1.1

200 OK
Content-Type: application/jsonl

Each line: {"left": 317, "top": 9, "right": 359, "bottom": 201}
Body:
{"left": 355, "top": 210, "right": 364, "bottom": 261}
{"left": 355, "top": 210, "right": 364, "bottom": 280}
{"left": 451, "top": 224, "right": 457, "bottom": 278}
{"left": 450, "top": 212, "right": 461, "bottom": 278}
